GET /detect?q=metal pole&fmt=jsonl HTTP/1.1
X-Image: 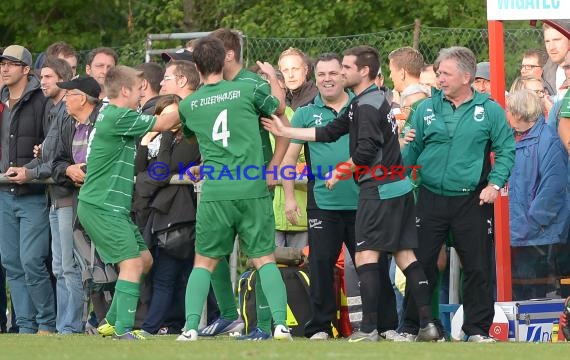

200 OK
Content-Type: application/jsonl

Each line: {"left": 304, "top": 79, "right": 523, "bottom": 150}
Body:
{"left": 488, "top": 20, "right": 512, "bottom": 302}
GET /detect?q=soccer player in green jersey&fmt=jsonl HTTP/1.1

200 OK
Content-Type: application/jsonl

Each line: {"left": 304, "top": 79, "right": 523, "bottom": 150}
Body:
{"left": 77, "top": 65, "right": 181, "bottom": 340}
{"left": 176, "top": 36, "right": 291, "bottom": 342}
{"left": 196, "top": 28, "right": 290, "bottom": 339}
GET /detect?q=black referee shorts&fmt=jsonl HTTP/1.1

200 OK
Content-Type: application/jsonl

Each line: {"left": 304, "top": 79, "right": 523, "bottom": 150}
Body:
{"left": 355, "top": 191, "right": 418, "bottom": 253}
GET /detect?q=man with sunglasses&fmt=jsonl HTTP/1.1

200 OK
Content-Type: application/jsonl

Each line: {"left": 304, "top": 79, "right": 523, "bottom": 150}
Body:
{"left": 0, "top": 45, "right": 54, "bottom": 334}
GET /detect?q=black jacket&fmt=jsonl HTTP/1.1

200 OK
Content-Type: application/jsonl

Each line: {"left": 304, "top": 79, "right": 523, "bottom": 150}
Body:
{"left": 315, "top": 85, "right": 401, "bottom": 191}
{"left": 25, "top": 100, "right": 74, "bottom": 207}
{"left": 133, "top": 131, "right": 201, "bottom": 245}
{"left": 0, "top": 75, "right": 50, "bottom": 195}
{"left": 141, "top": 96, "right": 160, "bottom": 115}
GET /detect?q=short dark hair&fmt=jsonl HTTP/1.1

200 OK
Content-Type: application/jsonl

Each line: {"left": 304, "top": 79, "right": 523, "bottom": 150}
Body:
{"left": 192, "top": 36, "right": 226, "bottom": 77}
{"left": 314, "top": 52, "right": 342, "bottom": 70}
{"left": 388, "top": 47, "right": 424, "bottom": 78}
{"left": 42, "top": 56, "right": 73, "bottom": 82}
{"left": 210, "top": 28, "right": 242, "bottom": 62}
{"left": 343, "top": 46, "right": 380, "bottom": 81}
{"left": 135, "top": 62, "right": 164, "bottom": 95}
{"left": 522, "top": 48, "right": 548, "bottom": 67}
{"left": 167, "top": 60, "right": 200, "bottom": 90}
{"left": 46, "top": 41, "right": 77, "bottom": 59}
{"left": 86, "top": 47, "right": 118, "bottom": 67}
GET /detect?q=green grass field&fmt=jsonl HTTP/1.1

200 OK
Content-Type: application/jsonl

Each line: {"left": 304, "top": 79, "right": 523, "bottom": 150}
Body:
{"left": 0, "top": 335, "right": 566, "bottom": 360}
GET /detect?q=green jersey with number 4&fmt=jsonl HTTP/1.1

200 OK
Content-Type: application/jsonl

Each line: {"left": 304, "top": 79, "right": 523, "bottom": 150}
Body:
{"left": 180, "top": 79, "right": 279, "bottom": 202}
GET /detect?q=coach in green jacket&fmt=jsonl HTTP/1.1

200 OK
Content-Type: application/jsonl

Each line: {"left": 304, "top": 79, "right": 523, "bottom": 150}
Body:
{"left": 402, "top": 46, "right": 515, "bottom": 342}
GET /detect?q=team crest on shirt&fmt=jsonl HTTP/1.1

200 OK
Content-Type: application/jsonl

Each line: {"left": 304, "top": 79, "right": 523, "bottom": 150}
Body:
{"left": 423, "top": 108, "right": 435, "bottom": 125}
{"left": 473, "top": 105, "right": 485, "bottom": 122}
{"left": 347, "top": 103, "right": 355, "bottom": 122}
{"left": 387, "top": 110, "right": 397, "bottom": 135}
{"left": 313, "top": 113, "right": 323, "bottom": 126}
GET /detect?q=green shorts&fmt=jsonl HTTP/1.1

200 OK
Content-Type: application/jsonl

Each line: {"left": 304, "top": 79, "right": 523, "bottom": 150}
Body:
{"left": 196, "top": 196, "right": 275, "bottom": 258}
{"left": 77, "top": 201, "right": 147, "bottom": 264}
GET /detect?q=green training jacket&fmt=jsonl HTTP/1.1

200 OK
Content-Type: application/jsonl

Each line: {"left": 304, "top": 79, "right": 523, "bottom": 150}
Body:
{"left": 403, "top": 88, "right": 515, "bottom": 196}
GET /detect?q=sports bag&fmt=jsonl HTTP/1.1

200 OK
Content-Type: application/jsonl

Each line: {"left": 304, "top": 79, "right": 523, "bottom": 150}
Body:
{"left": 237, "top": 266, "right": 312, "bottom": 337}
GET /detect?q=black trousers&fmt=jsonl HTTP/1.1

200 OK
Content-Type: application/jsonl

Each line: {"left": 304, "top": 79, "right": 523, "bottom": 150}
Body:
{"left": 304, "top": 209, "right": 356, "bottom": 337}
{"left": 402, "top": 187, "right": 494, "bottom": 336}
{"left": 304, "top": 209, "right": 398, "bottom": 336}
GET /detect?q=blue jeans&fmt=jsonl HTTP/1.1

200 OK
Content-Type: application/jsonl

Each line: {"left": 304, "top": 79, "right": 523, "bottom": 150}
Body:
{"left": 142, "top": 248, "right": 193, "bottom": 334}
{"left": 50, "top": 206, "right": 84, "bottom": 333}
{"left": 0, "top": 192, "right": 55, "bottom": 333}
{"left": 389, "top": 257, "right": 404, "bottom": 330}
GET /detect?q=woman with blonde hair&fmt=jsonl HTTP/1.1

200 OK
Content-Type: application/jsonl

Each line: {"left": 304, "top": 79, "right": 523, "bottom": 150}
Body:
{"left": 506, "top": 89, "right": 569, "bottom": 300}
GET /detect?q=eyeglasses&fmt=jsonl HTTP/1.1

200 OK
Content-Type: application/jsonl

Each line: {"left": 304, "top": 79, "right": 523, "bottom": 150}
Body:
{"left": 162, "top": 75, "right": 179, "bottom": 81}
{"left": 0, "top": 61, "right": 26, "bottom": 68}
{"left": 520, "top": 64, "right": 541, "bottom": 71}
{"left": 531, "top": 89, "right": 545, "bottom": 98}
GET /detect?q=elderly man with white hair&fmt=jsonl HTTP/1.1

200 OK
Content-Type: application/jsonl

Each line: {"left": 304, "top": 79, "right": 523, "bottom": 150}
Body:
{"left": 398, "top": 84, "right": 430, "bottom": 149}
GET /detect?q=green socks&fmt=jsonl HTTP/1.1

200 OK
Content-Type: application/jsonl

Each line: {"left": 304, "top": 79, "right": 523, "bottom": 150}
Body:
{"left": 185, "top": 267, "right": 212, "bottom": 331}
{"left": 114, "top": 280, "right": 140, "bottom": 335}
{"left": 255, "top": 276, "right": 272, "bottom": 333}
{"left": 210, "top": 258, "right": 239, "bottom": 321}
{"left": 105, "top": 294, "right": 118, "bottom": 325}
{"left": 258, "top": 263, "right": 287, "bottom": 327}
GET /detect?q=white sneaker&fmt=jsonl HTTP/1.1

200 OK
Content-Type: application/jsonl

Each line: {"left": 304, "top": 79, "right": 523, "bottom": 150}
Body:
{"left": 380, "top": 330, "right": 412, "bottom": 342}
{"left": 399, "top": 332, "right": 417, "bottom": 342}
{"left": 273, "top": 324, "right": 293, "bottom": 341}
{"left": 465, "top": 334, "right": 496, "bottom": 343}
{"left": 309, "top": 331, "right": 330, "bottom": 340}
{"left": 176, "top": 329, "right": 198, "bottom": 341}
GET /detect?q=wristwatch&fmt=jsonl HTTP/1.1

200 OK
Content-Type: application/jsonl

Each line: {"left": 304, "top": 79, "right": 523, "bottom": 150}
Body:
{"left": 489, "top": 184, "right": 500, "bottom": 191}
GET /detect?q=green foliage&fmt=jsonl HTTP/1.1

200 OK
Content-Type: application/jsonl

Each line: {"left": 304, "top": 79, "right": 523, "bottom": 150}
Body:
{"left": 0, "top": 0, "right": 541, "bottom": 78}
{"left": 193, "top": 0, "right": 488, "bottom": 37}
{"left": 0, "top": 0, "right": 184, "bottom": 66}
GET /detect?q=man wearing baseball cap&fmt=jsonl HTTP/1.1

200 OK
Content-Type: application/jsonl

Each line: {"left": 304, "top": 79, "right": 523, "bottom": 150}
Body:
{"left": 161, "top": 48, "right": 193, "bottom": 63}
{"left": 0, "top": 44, "right": 55, "bottom": 334}
{"left": 473, "top": 61, "right": 491, "bottom": 94}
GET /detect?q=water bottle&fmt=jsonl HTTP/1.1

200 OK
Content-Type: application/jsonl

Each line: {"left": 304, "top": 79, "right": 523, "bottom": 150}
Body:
{"left": 552, "top": 320, "right": 559, "bottom": 342}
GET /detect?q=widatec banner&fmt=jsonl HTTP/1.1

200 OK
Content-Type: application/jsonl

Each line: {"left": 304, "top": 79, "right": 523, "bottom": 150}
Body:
{"left": 487, "top": 0, "right": 570, "bottom": 20}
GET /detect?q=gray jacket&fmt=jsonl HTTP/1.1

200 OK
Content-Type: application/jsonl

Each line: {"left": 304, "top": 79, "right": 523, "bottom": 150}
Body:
{"left": 542, "top": 59, "right": 557, "bottom": 96}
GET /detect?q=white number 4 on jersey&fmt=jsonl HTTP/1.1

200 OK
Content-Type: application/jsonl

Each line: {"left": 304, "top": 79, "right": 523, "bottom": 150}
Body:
{"left": 212, "top": 109, "right": 230, "bottom": 147}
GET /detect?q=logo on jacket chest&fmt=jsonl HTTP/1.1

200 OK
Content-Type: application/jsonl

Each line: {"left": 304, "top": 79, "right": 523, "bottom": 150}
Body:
{"left": 424, "top": 108, "right": 435, "bottom": 125}
{"left": 387, "top": 110, "right": 397, "bottom": 135}
{"left": 348, "top": 103, "right": 355, "bottom": 122}
{"left": 473, "top": 105, "right": 485, "bottom": 122}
